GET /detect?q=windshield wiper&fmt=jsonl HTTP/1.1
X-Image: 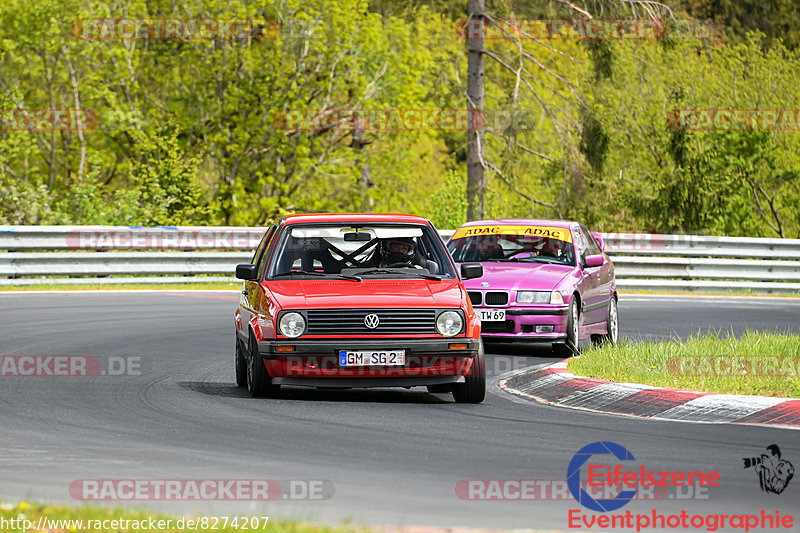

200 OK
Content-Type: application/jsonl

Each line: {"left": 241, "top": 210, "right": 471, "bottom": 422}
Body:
{"left": 495, "top": 257, "right": 564, "bottom": 264}
{"left": 272, "top": 270, "right": 361, "bottom": 281}
{"left": 354, "top": 268, "right": 441, "bottom": 281}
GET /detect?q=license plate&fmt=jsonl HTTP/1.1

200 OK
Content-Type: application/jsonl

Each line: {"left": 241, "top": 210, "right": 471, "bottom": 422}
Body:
{"left": 338, "top": 350, "right": 406, "bottom": 366}
{"left": 477, "top": 308, "right": 506, "bottom": 322}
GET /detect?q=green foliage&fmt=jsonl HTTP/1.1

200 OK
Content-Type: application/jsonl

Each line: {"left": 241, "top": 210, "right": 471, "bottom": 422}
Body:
{"left": 0, "top": 0, "right": 799, "bottom": 237}
{"left": 684, "top": 0, "right": 800, "bottom": 50}
{"left": 0, "top": 181, "right": 53, "bottom": 224}
{"left": 427, "top": 170, "right": 467, "bottom": 229}
{"left": 122, "top": 124, "right": 207, "bottom": 225}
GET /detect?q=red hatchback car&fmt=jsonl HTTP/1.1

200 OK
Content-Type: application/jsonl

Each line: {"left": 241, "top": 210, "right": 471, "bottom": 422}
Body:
{"left": 234, "top": 214, "right": 486, "bottom": 403}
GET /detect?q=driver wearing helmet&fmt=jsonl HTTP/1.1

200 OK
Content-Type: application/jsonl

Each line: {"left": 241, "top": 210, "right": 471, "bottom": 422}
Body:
{"left": 378, "top": 237, "right": 419, "bottom": 267}
{"left": 548, "top": 238, "right": 565, "bottom": 258}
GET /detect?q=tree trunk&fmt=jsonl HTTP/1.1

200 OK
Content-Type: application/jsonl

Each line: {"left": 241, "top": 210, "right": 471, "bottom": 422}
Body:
{"left": 352, "top": 110, "right": 373, "bottom": 210}
{"left": 466, "top": 0, "right": 485, "bottom": 221}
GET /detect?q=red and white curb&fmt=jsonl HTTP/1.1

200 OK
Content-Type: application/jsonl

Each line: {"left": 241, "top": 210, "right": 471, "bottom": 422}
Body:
{"left": 499, "top": 360, "right": 800, "bottom": 429}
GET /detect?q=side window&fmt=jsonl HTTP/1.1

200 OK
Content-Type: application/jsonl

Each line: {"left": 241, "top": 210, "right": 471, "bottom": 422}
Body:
{"left": 573, "top": 227, "right": 588, "bottom": 264}
{"left": 250, "top": 234, "right": 268, "bottom": 265}
{"left": 581, "top": 224, "right": 602, "bottom": 256}
{"left": 255, "top": 225, "right": 277, "bottom": 278}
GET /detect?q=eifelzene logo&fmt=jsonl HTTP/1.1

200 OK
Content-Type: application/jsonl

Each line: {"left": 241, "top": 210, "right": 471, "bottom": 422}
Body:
{"left": 743, "top": 445, "right": 795, "bottom": 495}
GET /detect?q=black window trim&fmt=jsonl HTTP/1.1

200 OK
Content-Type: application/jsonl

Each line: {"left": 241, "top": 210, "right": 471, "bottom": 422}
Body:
{"left": 265, "top": 221, "right": 457, "bottom": 280}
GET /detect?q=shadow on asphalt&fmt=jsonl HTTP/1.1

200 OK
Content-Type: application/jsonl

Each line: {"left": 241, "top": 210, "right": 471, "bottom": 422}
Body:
{"left": 178, "top": 341, "right": 561, "bottom": 404}
{"left": 178, "top": 381, "right": 452, "bottom": 403}
{"left": 484, "top": 340, "right": 561, "bottom": 357}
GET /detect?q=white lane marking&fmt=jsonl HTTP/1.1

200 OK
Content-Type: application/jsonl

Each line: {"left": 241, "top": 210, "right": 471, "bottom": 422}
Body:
{"left": 511, "top": 371, "right": 571, "bottom": 396}
{"left": 557, "top": 382, "right": 653, "bottom": 408}
{"left": 492, "top": 362, "right": 553, "bottom": 383}
{"left": 490, "top": 362, "right": 555, "bottom": 403}
{"left": 656, "top": 394, "right": 790, "bottom": 423}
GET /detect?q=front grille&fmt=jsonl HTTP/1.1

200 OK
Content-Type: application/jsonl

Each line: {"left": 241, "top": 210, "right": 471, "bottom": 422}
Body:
{"left": 482, "top": 320, "right": 514, "bottom": 333}
{"left": 467, "top": 291, "right": 482, "bottom": 306}
{"left": 484, "top": 291, "right": 509, "bottom": 306}
{"left": 305, "top": 309, "right": 437, "bottom": 335}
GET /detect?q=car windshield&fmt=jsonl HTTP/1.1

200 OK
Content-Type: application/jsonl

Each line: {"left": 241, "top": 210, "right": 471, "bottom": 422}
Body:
{"left": 447, "top": 225, "right": 576, "bottom": 266}
{"left": 268, "top": 223, "right": 456, "bottom": 279}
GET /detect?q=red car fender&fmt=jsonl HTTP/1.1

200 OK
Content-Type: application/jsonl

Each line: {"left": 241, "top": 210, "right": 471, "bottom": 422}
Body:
{"left": 249, "top": 316, "right": 264, "bottom": 342}
{"left": 466, "top": 307, "right": 481, "bottom": 339}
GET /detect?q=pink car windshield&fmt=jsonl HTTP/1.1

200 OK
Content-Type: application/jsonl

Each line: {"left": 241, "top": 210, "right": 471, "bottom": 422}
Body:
{"left": 448, "top": 232, "right": 576, "bottom": 266}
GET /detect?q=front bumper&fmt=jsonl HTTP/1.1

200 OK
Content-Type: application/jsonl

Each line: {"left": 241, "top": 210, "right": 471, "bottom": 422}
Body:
{"left": 271, "top": 376, "right": 465, "bottom": 388}
{"left": 479, "top": 305, "right": 569, "bottom": 339}
{"left": 256, "top": 338, "right": 480, "bottom": 381}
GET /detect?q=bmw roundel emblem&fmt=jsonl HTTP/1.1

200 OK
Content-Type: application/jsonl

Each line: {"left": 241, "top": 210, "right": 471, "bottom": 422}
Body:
{"left": 481, "top": 281, "right": 490, "bottom": 287}
{"left": 364, "top": 313, "right": 380, "bottom": 329}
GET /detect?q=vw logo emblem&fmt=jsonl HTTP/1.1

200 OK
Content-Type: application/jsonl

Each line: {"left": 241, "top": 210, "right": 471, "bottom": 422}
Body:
{"left": 481, "top": 281, "right": 490, "bottom": 287}
{"left": 364, "top": 313, "right": 380, "bottom": 329}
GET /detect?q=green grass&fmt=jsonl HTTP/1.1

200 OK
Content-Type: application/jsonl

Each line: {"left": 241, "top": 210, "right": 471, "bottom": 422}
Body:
{"left": 623, "top": 288, "right": 800, "bottom": 298}
{"left": 0, "top": 502, "right": 365, "bottom": 532}
{"left": 568, "top": 331, "right": 800, "bottom": 397}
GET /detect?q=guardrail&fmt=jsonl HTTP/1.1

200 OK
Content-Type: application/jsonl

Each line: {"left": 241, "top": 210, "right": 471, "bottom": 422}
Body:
{"left": 1, "top": 226, "right": 799, "bottom": 294}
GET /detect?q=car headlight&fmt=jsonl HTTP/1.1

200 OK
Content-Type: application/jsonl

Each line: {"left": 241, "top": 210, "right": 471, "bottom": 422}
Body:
{"left": 279, "top": 312, "right": 306, "bottom": 338}
{"left": 550, "top": 291, "right": 564, "bottom": 305}
{"left": 516, "top": 291, "right": 550, "bottom": 304}
{"left": 436, "top": 311, "right": 464, "bottom": 337}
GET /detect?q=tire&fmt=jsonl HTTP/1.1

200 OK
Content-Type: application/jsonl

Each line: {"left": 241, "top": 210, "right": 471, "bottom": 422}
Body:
{"left": 246, "top": 333, "right": 280, "bottom": 398}
{"left": 452, "top": 341, "right": 486, "bottom": 404}
{"left": 594, "top": 296, "right": 619, "bottom": 346}
{"left": 235, "top": 336, "right": 247, "bottom": 387}
{"left": 555, "top": 297, "right": 580, "bottom": 356}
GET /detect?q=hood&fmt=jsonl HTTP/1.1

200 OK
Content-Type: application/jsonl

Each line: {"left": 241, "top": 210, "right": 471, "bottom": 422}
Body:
{"left": 462, "top": 262, "right": 574, "bottom": 292}
{"left": 266, "top": 278, "right": 464, "bottom": 309}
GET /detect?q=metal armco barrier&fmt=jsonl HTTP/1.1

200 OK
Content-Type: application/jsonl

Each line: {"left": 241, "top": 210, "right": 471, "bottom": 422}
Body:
{"left": 0, "top": 226, "right": 263, "bottom": 251}
{"left": 1, "top": 226, "right": 799, "bottom": 294}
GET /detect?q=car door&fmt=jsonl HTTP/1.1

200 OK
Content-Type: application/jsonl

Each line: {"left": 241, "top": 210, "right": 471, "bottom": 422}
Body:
{"left": 572, "top": 226, "right": 604, "bottom": 325}
{"left": 583, "top": 225, "right": 613, "bottom": 316}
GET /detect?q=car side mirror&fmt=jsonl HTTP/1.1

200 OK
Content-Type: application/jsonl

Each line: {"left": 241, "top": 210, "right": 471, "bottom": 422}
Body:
{"left": 584, "top": 254, "right": 604, "bottom": 268}
{"left": 591, "top": 232, "right": 605, "bottom": 252}
{"left": 460, "top": 263, "right": 483, "bottom": 280}
{"left": 236, "top": 264, "right": 259, "bottom": 280}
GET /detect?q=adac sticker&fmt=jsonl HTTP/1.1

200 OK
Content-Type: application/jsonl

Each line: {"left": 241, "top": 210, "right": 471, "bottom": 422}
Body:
{"left": 249, "top": 316, "right": 263, "bottom": 342}
{"left": 452, "top": 225, "right": 572, "bottom": 242}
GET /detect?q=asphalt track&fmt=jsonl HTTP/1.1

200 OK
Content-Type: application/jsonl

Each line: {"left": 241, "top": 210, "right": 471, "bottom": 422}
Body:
{"left": 0, "top": 292, "right": 799, "bottom": 531}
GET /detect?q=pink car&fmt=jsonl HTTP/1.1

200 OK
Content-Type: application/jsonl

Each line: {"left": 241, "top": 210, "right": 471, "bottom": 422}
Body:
{"left": 447, "top": 219, "right": 618, "bottom": 354}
